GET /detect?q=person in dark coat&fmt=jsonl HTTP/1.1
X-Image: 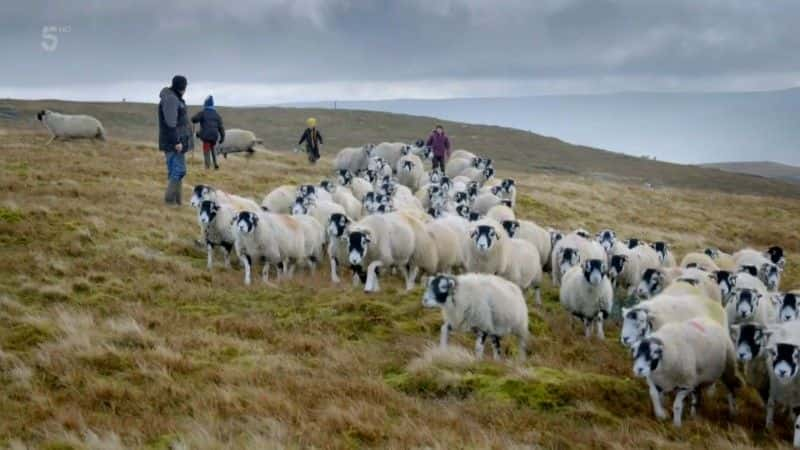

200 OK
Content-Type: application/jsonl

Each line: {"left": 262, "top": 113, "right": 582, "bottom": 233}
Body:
{"left": 191, "top": 95, "right": 225, "bottom": 170}
{"left": 158, "top": 75, "right": 193, "bottom": 206}
{"left": 298, "top": 117, "right": 323, "bottom": 164}
{"left": 426, "top": 124, "right": 451, "bottom": 172}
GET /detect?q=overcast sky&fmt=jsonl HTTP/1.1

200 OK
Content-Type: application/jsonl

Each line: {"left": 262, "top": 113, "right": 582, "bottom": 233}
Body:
{"left": 1, "top": 0, "right": 799, "bottom": 105}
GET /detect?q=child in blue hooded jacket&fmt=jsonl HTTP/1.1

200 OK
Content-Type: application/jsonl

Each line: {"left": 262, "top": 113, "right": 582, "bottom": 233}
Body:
{"left": 191, "top": 95, "right": 225, "bottom": 169}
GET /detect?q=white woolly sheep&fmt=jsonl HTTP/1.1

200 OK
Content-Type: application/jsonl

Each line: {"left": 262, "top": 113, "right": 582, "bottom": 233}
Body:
{"left": 778, "top": 292, "right": 800, "bottom": 323}
{"left": 680, "top": 252, "right": 720, "bottom": 272}
{"left": 635, "top": 266, "right": 684, "bottom": 299}
{"left": 551, "top": 231, "right": 607, "bottom": 287}
{"left": 460, "top": 166, "right": 495, "bottom": 185}
{"left": 425, "top": 219, "right": 468, "bottom": 274}
{"left": 190, "top": 184, "right": 260, "bottom": 212}
{"left": 330, "top": 186, "right": 362, "bottom": 220}
{"left": 293, "top": 214, "right": 325, "bottom": 273}
{"left": 297, "top": 184, "right": 333, "bottom": 204}
{"left": 734, "top": 248, "right": 783, "bottom": 292}
{"left": 217, "top": 129, "right": 262, "bottom": 156}
{"left": 762, "top": 320, "right": 800, "bottom": 434}
{"left": 631, "top": 318, "right": 740, "bottom": 427}
{"left": 466, "top": 218, "right": 509, "bottom": 276}
{"left": 725, "top": 284, "right": 778, "bottom": 326}
{"left": 345, "top": 212, "right": 434, "bottom": 292}
{"left": 371, "top": 142, "right": 412, "bottom": 171}
{"left": 291, "top": 197, "right": 346, "bottom": 237}
{"left": 260, "top": 185, "right": 298, "bottom": 214}
{"left": 704, "top": 247, "right": 737, "bottom": 271}
{"left": 607, "top": 244, "right": 661, "bottom": 298}
{"left": 651, "top": 241, "right": 676, "bottom": 267}
{"left": 486, "top": 203, "right": 515, "bottom": 223}
{"left": 559, "top": 260, "right": 614, "bottom": 338}
{"left": 471, "top": 192, "right": 504, "bottom": 215}
{"left": 422, "top": 273, "right": 529, "bottom": 360}
{"left": 336, "top": 170, "right": 374, "bottom": 202}
{"left": 729, "top": 323, "right": 773, "bottom": 405}
{"left": 326, "top": 213, "right": 352, "bottom": 283}
{"left": 233, "top": 211, "right": 308, "bottom": 284}
{"left": 396, "top": 153, "right": 427, "bottom": 191}
{"left": 37, "top": 110, "right": 105, "bottom": 144}
{"left": 198, "top": 200, "right": 238, "bottom": 270}
{"left": 674, "top": 267, "right": 723, "bottom": 304}
{"left": 500, "top": 219, "right": 552, "bottom": 271}
{"left": 334, "top": 145, "right": 374, "bottom": 173}
{"left": 445, "top": 152, "right": 479, "bottom": 178}
{"left": 501, "top": 238, "right": 543, "bottom": 304}
{"left": 620, "top": 284, "right": 727, "bottom": 347}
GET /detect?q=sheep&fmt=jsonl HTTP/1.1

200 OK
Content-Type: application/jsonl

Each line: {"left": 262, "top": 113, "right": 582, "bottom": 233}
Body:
{"left": 501, "top": 238, "right": 543, "bottom": 304}
{"left": 486, "top": 203, "right": 515, "bottom": 223}
{"left": 261, "top": 185, "right": 298, "bottom": 214}
{"left": 293, "top": 214, "right": 325, "bottom": 273}
{"left": 198, "top": 200, "right": 238, "bottom": 270}
{"left": 762, "top": 320, "right": 800, "bottom": 432}
{"left": 559, "top": 259, "right": 614, "bottom": 338}
{"left": 674, "top": 267, "right": 723, "bottom": 303}
{"left": 345, "top": 212, "right": 434, "bottom": 292}
{"left": 725, "top": 285, "right": 778, "bottom": 326}
{"left": 233, "top": 210, "right": 307, "bottom": 285}
{"left": 650, "top": 241, "right": 676, "bottom": 267}
{"left": 465, "top": 218, "right": 509, "bottom": 276}
{"left": 216, "top": 129, "right": 262, "bottom": 156}
{"left": 460, "top": 166, "right": 495, "bottom": 186}
{"left": 396, "top": 154, "right": 426, "bottom": 191}
{"left": 712, "top": 270, "right": 736, "bottom": 299}
{"left": 766, "top": 246, "right": 786, "bottom": 269}
{"left": 635, "top": 266, "right": 684, "bottom": 299}
{"left": 445, "top": 152, "right": 479, "bottom": 178}
{"left": 607, "top": 244, "right": 662, "bottom": 298}
{"left": 630, "top": 317, "right": 740, "bottom": 427}
{"left": 425, "top": 218, "right": 468, "bottom": 274}
{"left": 297, "top": 184, "right": 332, "bottom": 204}
{"left": 596, "top": 229, "right": 626, "bottom": 256}
{"left": 336, "top": 170, "right": 374, "bottom": 202}
{"left": 680, "top": 252, "right": 720, "bottom": 272}
{"left": 494, "top": 178, "right": 517, "bottom": 209}
{"left": 620, "top": 285, "right": 727, "bottom": 347}
{"left": 704, "top": 247, "right": 737, "bottom": 271}
{"left": 36, "top": 110, "right": 105, "bottom": 144}
{"left": 376, "top": 181, "right": 423, "bottom": 213}
{"left": 471, "top": 192, "right": 504, "bottom": 215}
{"left": 734, "top": 248, "right": 784, "bottom": 291}
{"left": 422, "top": 273, "right": 529, "bottom": 360}
{"left": 501, "top": 219, "right": 552, "bottom": 271}
{"left": 291, "top": 197, "right": 346, "bottom": 237}
{"left": 371, "top": 142, "right": 413, "bottom": 171}
{"left": 551, "top": 231, "right": 607, "bottom": 287}
{"left": 334, "top": 144, "right": 374, "bottom": 173}
{"left": 190, "top": 185, "right": 260, "bottom": 212}
{"left": 729, "top": 323, "right": 773, "bottom": 404}
{"left": 778, "top": 292, "right": 800, "bottom": 322}
{"left": 367, "top": 156, "right": 393, "bottom": 179}
{"left": 330, "top": 186, "right": 362, "bottom": 220}
{"left": 326, "top": 213, "right": 352, "bottom": 283}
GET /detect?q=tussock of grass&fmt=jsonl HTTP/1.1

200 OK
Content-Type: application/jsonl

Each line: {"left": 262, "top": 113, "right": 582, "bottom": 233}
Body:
{"left": 0, "top": 130, "right": 799, "bottom": 448}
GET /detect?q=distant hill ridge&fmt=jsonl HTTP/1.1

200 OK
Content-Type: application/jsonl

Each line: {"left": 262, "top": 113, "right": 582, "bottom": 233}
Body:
{"left": 2, "top": 98, "right": 799, "bottom": 198}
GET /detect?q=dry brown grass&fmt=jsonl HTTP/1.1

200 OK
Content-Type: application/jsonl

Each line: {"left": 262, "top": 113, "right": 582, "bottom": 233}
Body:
{"left": 1, "top": 129, "right": 800, "bottom": 449}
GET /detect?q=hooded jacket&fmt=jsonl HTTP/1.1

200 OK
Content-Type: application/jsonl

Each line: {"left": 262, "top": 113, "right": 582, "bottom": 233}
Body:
{"left": 191, "top": 96, "right": 225, "bottom": 144}
{"left": 158, "top": 87, "right": 193, "bottom": 152}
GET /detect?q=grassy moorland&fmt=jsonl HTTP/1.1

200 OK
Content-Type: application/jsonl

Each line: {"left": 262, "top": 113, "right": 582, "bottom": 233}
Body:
{"left": 3, "top": 98, "right": 800, "bottom": 198}
{"left": 1, "top": 124, "right": 800, "bottom": 449}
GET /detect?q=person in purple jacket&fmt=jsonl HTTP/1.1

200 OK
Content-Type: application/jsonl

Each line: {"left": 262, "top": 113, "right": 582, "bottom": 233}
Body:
{"left": 426, "top": 124, "right": 451, "bottom": 172}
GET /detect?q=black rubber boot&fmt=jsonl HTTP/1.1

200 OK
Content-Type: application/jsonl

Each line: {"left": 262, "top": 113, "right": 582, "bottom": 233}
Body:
{"left": 164, "top": 180, "right": 178, "bottom": 205}
{"left": 211, "top": 147, "right": 219, "bottom": 169}
{"left": 175, "top": 180, "right": 182, "bottom": 206}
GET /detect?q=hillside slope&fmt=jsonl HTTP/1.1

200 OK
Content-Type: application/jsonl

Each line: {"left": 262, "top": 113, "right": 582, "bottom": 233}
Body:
{"left": 3, "top": 98, "right": 799, "bottom": 198}
{"left": 701, "top": 161, "right": 800, "bottom": 184}
{"left": 1, "top": 129, "right": 799, "bottom": 448}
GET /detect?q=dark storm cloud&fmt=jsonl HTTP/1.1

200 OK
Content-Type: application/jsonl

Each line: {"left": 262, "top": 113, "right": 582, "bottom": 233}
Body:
{"left": 1, "top": 0, "right": 799, "bottom": 93}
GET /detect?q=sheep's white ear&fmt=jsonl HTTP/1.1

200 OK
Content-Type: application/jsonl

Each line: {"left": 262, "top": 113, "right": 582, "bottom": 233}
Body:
{"left": 447, "top": 277, "right": 456, "bottom": 289}
{"left": 769, "top": 293, "right": 783, "bottom": 306}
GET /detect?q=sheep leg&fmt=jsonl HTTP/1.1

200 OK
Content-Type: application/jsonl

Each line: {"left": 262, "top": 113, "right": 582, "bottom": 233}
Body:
{"left": 673, "top": 388, "right": 690, "bottom": 427}
{"left": 206, "top": 244, "right": 214, "bottom": 270}
{"left": 286, "top": 260, "right": 296, "bottom": 278}
{"left": 330, "top": 256, "right": 340, "bottom": 283}
{"left": 474, "top": 331, "right": 487, "bottom": 359}
{"left": 45, "top": 135, "right": 55, "bottom": 146}
{"left": 261, "top": 263, "right": 270, "bottom": 283}
{"left": 242, "top": 255, "right": 252, "bottom": 285}
{"left": 766, "top": 389, "right": 776, "bottom": 428}
{"left": 534, "top": 287, "right": 542, "bottom": 305}
{"left": 647, "top": 377, "right": 668, "bottom": 420}
{"left": 689, "top": 390, "right": 698, "bottom": 417}
{"left": 490, "top": 335, "right": 502, "bottom": 360}
{"left": 222, "top": 247, "right": 231, "bottom": 269}
{"left": 439, "top": 322, "right": 451, "bottom": 348}
{"left": 583, "top": 319, "right": 592, "bottom": 338}
{"left": 365, "top": 261, "right": 383, "bottom": 292}
{"left": 595, "top": 314, "right": 605, "bottom": 339}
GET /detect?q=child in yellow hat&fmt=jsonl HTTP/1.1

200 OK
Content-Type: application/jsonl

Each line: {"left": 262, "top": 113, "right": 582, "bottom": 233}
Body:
{"left": 298, "top": 117, "right": 323, "bottom": 164}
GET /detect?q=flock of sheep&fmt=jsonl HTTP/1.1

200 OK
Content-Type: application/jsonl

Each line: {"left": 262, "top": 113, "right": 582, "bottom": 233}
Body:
{"left": 33, "top": 109, "right": 800, "bottom": 445}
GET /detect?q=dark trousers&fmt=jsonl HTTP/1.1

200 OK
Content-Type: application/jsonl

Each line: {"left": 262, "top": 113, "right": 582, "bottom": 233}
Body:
{"left": 307, "top": 144, "right": 320, "bottom": 163}
{"left": 202, "top": 140, "right": 218, "bottom": 169}
{"left": 432, "top": 155, "right": 445, "bottom": 172}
